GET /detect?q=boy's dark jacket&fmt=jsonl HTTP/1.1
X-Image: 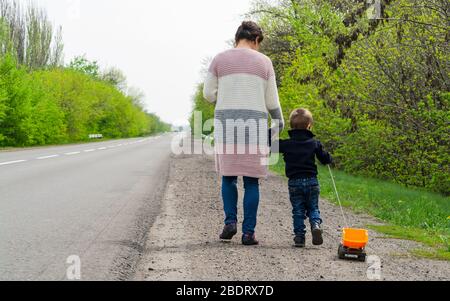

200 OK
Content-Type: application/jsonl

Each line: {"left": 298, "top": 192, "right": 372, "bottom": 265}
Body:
{"left": 271, "top": 129, "right": 333, "bottom": 179}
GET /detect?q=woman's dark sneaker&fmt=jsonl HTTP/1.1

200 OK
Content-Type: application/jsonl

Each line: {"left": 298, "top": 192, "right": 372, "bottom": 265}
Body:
{"left": 220, "top": 223, "right": 237, "bottom": 240}
{"left": 242, "top": 233, "right": 259, "bottom": 246}
{"left": 294, "top": 235, "right": 306, "bottom": 248}
{"left": 311, "top": 223, "right": 324, "bottom": 246}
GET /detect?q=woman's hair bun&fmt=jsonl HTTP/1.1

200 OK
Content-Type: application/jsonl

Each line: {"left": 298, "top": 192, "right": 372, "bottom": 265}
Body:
{"left": 241, "top": 21, "right": 253, "bottom": 30}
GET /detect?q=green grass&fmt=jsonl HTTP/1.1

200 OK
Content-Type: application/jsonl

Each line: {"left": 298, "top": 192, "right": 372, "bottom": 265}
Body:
{"left": 270, "top": 156, "right": 450, "bottom": 261}
{"left": 367, "top": 225, "right": 450, "bottom": 261}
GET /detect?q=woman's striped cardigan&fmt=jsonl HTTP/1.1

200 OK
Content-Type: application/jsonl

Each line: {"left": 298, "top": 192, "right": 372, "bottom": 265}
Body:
{"left": 203, "top": 48, "right": 284, "bottom": 179}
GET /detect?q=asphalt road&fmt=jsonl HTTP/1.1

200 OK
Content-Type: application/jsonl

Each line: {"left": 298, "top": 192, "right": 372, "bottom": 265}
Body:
{"left": 0, "top": 135, "right": 173, "bottom": 280}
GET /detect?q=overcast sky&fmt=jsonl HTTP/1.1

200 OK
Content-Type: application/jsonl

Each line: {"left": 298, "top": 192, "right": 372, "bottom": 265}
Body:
{"left": 26, "top": 0, "right": 254, "bottom": 126}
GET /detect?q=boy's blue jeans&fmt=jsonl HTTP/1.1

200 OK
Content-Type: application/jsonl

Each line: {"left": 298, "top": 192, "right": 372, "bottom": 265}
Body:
{"left": 288, "top": 177, "right": 323, "bottom": 236}
{"left": 222, "top": 176, "right": 260, "bottom": 235}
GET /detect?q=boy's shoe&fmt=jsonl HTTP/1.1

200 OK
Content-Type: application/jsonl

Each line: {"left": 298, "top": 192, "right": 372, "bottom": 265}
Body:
{"left": 311, "top": 224, "right": 324, "bottom": 246}
{"left": 220, "top": 223, "right": 237, "bottom": 240}
{"left": 242, "top": 233, "right": 259, "bottom": 246}
{"left": 294, "top": 235, "right": 306, "bottom": 248}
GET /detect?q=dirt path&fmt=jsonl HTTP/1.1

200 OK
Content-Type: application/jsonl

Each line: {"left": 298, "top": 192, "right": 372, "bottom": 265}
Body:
{"left": 135, "top": 154, "right": 450, "bottom": 281}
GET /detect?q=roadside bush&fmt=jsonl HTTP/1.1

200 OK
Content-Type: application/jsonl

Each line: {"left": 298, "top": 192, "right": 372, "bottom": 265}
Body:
{"left": 189, "top": 83, "right": 215, "bottom": 138}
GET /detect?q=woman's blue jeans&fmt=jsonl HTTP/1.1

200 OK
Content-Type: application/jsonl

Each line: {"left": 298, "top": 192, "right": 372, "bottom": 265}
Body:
{"left": 222, "top": 176, "right": 260, "bottom": 235}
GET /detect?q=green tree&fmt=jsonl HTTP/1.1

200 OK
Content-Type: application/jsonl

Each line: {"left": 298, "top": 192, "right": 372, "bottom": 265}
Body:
{"left": 0, "top": 54, "right": 35, "bottom": 146}
{"left": 189, "top": 83, "right": 215, "bottom": 138}
{"left": 68, "top": 55, "right": 100, "bottom": 78}
{"left": 0, "top": 0, "right": 64, "bottom": 69}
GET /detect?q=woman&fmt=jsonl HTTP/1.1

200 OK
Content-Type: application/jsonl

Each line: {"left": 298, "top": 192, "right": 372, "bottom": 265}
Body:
{"left": 203, "top": 21, "right": 284, "bottom": 246}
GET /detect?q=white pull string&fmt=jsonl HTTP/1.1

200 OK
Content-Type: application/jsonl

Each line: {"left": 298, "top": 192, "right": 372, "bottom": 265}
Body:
{"left": 328, "top": 165, "right": 349, "bottom": 229}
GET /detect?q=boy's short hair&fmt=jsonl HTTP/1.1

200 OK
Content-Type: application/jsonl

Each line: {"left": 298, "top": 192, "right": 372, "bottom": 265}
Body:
{"left": 290, "top": 109, "right": 314, "bottom": 129}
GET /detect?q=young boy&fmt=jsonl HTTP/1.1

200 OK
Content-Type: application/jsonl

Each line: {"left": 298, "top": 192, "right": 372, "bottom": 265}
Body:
{"left": 273, "top": 109, "right": 333, "bottom": 248}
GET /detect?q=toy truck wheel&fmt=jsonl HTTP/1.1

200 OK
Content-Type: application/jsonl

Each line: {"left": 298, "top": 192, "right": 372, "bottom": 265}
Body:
{"left": 338, "top": 244, "right": 346, "bottom": 259}
{"left": 358, "top": 253, "right": 367, "bottom": 262}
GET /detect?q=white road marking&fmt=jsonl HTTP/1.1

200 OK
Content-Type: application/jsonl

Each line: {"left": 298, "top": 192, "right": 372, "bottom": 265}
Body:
{"left": 65, "top": 152, "right": 81, "bottom": 156}
{"left": 0, "top": 139, "right": 148, "bottom": 167}
{"left": 37, "top": 155, "right": 59, "bottom": 160}
{"left": 0, "top": 160, "right": 27, "bottom": 166}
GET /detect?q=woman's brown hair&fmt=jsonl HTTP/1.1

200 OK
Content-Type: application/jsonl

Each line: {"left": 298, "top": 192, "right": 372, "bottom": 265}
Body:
{"left": 235, "top": 21, "right": 264, "bottom": 45}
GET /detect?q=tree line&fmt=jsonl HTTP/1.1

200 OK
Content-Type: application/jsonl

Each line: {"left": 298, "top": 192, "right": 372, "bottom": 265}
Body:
{"left": 0, "top": 0, "right": 170, "bottom": 148}
{"left": 191, "top": 0, "right": 449, "bottom": 195}
{"left": 0, "top": 0, "right": 63, "bottom": 69}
